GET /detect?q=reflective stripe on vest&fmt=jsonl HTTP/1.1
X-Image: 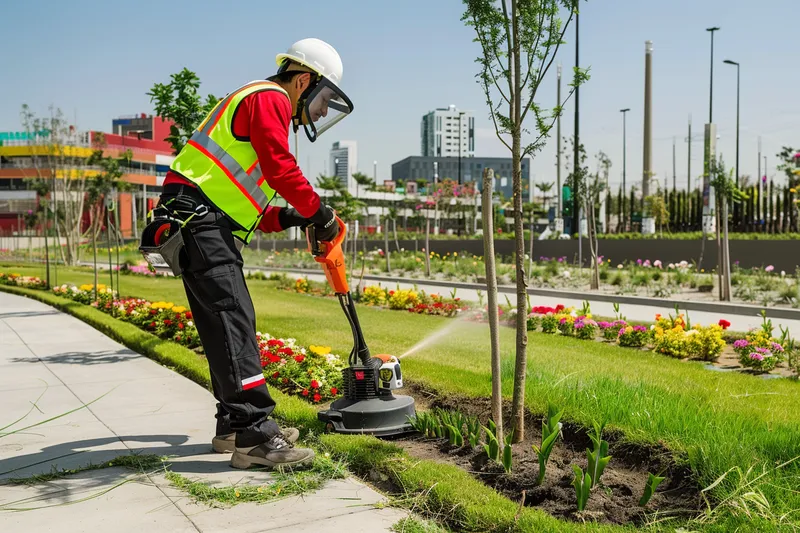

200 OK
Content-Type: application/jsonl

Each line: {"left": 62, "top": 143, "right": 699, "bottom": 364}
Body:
{"left": 186, "top": 133, "right": 268, "bottom": 211}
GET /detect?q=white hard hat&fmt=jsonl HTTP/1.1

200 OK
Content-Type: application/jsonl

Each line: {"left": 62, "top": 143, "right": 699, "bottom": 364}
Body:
{"left": 276, "top": 38, "right": 343, "bottom": 86}
{"left": 274, "top": 38, "right": 353, "bottom": 143}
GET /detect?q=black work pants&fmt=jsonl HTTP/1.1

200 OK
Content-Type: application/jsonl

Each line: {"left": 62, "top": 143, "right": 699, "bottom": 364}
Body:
{"left": 157, "top": 186, "right": 280, "bottom": 447}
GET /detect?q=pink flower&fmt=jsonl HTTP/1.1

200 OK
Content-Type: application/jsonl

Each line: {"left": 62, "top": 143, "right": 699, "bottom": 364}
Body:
{"left": 765, "top": 265, "right": 774, "bottom": 273}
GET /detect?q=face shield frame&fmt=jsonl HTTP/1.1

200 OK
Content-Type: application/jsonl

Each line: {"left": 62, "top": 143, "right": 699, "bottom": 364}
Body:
{"left": 297, "top": 77, "right": 354, "bottom": 143}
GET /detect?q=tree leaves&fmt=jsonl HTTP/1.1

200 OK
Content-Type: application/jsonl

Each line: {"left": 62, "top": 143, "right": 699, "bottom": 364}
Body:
{"left": 146, "top": 68, "right": 218, "bottom": 154}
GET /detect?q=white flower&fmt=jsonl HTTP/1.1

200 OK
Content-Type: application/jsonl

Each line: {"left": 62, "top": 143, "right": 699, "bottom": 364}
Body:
{"left": 653, "top": 260, "right": 662, "bottom": 268}
{"left": 187, "top": 321, "right": 194, "bottom": 327}
{"left": 617, "top": 264, "right": 624, "bottom": 269}
{"left": 562, "top": 270, "right": 571, "bottom": 279}
{"left": 668, "top": 263, "right": 675, "bottom": 270}
{"left": 524, "top": 254, "right": 530, "bottom": 260}
{"left": 781, "top": 271, "right": 786, "bottom": 278}
{"left": 650, "top": 324, "right": 656, "bottom": 330}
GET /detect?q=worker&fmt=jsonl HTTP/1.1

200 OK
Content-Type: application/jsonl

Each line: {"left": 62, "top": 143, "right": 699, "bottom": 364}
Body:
{"left": 141, "top": 38, "right": 353, "bottom": 470}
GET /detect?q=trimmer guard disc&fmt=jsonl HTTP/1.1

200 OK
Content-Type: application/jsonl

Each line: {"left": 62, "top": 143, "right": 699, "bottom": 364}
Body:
{"left": 318, "top": 394, "right": 416, "bottom": 437}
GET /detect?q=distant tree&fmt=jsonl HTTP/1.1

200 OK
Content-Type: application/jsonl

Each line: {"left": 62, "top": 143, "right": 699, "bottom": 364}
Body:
{"left": 147, "top": 68, "right": 219, "bottom": 154}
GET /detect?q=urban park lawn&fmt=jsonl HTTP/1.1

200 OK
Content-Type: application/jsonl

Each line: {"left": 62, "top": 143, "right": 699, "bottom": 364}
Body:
{"left": 5, "top": 263, "right": 800, "bottom": 531}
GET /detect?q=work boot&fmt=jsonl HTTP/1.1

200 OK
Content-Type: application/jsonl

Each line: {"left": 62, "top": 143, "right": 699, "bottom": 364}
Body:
{"left": 212, "top": 427, "right": 300, "bottom": 454}
{"left": 230, "top": 434, "right": 315, "bottom": 470}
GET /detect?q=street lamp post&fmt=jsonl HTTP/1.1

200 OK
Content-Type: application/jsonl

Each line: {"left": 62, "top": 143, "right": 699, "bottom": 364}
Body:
{"left": 620, "top": 108, "right": 630, "bottom": 232}
{"left": 707, "top": 27, "right": 720, "bottom": 124}
{"left": 458, "top": 111, "right": 466, "bottom": 236}
{"left": 723, "top": 60, "right": 740, "bottom": 188}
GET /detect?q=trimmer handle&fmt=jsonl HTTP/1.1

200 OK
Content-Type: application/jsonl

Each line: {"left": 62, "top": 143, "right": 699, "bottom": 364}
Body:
{"left": 306, "top": 216, "right": 349, "bottom": 294}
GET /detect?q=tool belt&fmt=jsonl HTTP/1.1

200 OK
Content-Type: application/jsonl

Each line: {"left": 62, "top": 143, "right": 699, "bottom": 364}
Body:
{"left": 139, "top": 185, "right": 215, "bottom": 277}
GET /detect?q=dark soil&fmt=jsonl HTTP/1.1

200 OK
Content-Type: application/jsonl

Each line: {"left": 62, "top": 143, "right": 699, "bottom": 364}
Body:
{"left": 396, "top": 382, "right": 703, "bottom": 526}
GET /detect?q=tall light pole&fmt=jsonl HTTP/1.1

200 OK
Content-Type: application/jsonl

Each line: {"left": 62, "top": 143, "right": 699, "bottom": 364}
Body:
{"left": 620, "top": 108, "right": 630, "bottom": 231}
{"left": 573, "top": 9, "right": 581, "bottom": 241}
{"left": 723, "top": 60, "right": 740, "bottom": 188}
{"left": 642, "top": 40, "right": 653, "bottom": 228}
{"left": 703, "top": 26, "right": 720, "bottom": 238}
{"left": 556, "top": 64, "right": 563, "bottom": 234}
{"left": 707, "top": 27, "right": 720, "bottom": 124}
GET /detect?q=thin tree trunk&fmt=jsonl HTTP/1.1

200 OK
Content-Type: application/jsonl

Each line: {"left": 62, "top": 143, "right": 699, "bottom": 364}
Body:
{"left": 722, "top": 196, "right": 732, "bottom": 301}
{"left": 715, "top": 193, "right": 722, "bottom": 300}
{"left": 482, "top": 168, "right": 503, "bottom": 444}
{"left": 527, "top": 216, "right": 534, "bottom": 281}
{"left": 425, "top": 216, "right": 431, "bottom": 277}
{"left": 510, "top": 0, "right": 527, "bottom": 444}
{"left": 92, "top": 210, "right": 98, "bottom": 301}
{"left": 384, "top": 216, "right": 391, "bottom": 272}
{"left": 393, "top": 218, "right": 400, "bottom": 252}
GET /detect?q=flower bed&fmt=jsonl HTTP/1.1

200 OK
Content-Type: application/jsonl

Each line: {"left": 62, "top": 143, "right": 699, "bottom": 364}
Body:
{"left": 259, "top": 335, "right": 344, "bottom": 403}
{"left": 0, "top": 272, "right": 47, "bottom": 289}
{"left": 47, "top": 282, "right": 345, "bottom": 403}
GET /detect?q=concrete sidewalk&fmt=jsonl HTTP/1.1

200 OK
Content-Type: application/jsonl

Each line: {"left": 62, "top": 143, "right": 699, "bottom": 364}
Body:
{"left": 0, "top": 291, "right": 405, "bottom": 532}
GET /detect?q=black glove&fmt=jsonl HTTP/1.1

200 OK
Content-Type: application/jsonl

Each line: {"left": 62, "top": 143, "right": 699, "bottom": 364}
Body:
{"left": 277, "top": 207, "right": 311, "bottom": 230}
{"left": 309, "top": 203, "right": 339, "bottom": 242}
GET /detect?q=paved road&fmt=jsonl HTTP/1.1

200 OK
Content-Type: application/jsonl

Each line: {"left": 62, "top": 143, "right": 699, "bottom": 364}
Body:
{"left": 0, "top": 291, "right": 405, "bottom": 533}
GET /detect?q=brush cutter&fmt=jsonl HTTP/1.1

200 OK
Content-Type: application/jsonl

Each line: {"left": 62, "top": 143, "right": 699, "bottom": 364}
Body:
{"left": 306, "top": 217, "right": 416, "bottom": 437}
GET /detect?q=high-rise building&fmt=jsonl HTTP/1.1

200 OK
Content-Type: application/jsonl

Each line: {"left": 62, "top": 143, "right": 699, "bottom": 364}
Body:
{"left": 420, "top": 105, "right": 474, "bottom": 158}
{"left": 329, "top": 140, "right": 358, "bottom": 194}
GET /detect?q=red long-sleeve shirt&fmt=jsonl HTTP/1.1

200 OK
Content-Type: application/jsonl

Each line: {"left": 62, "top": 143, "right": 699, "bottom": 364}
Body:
{"left": 163, "top": 88, "right": 320, "bottom": 233}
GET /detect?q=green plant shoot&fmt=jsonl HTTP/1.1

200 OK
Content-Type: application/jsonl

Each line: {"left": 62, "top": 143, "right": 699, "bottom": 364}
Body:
{"left": 587, "top": 420, "right": 611, "bottom": 488}
{"left": 502, "top": 430, "right": 514, "bottom": 473}
{"left": 639, "top": 472, "right": 666, "bottom": 506}
{"left": 531, "top": 403, "right": 563, "bottom": 485}
{"left": 483, "top": 425, "right": 500, "bottom": 462}
{"left": 572, "top": 464, "right": 592, "bottom": 511}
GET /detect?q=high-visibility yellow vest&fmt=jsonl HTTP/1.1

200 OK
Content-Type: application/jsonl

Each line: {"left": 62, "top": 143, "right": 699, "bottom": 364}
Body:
{"left": 169, "top": 80, "right": 288, "bottom": 243}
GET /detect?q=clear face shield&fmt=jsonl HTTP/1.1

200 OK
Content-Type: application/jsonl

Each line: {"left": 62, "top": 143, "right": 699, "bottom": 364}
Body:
{"left": 298, "top": 79, "right": 353, "bottom": 143}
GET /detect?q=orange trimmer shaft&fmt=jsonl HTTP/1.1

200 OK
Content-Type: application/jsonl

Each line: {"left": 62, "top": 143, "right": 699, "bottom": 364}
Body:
{"left": 306, "top": 216, "right": 349, "bottom": 294}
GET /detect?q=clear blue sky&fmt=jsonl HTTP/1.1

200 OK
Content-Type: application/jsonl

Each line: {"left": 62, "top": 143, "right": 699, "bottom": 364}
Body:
{"left": 1, "top": 0, "right": 798, "bottom": 192}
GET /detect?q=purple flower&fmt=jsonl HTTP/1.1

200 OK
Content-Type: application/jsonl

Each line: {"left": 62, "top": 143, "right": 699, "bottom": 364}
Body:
{"left": 756, "top": 347, "right": 770, "bottom": 354}
{"left": 559, "top": 317, "right": 567, "bottom": 324}
{"left": 633, "top": 325, "right": 648, "bottom": 333}
{"left": 771, "top": 342, "right": 784, "bottom": 352}
{"left": 733, "top": 339, "right": 749, "bottom": 349}
{"left": 597, "top": 321, "right": 612, "bottom": 329}
{"left": 575, "top": 321, "right": 586, "bottom": 330}
{"left": 558, "top": 257, "right": 564, "bottom": 263}
{"left": 637, "top": 259, "right": 643, "bottom": 265}
{"left": 643, "top": 260, "right": 651, "bottom": 267}
{"left": 613, "top": 320, "right": 628, "bottom": 328}
{"left": 749, "top": 352, "right": 765, "bottom": 361}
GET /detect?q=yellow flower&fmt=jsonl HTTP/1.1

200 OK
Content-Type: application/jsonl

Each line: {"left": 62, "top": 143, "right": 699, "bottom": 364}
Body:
{"left": 172, "top": 306, "right": 186, "bottom": 313}
{"left": 310, "top": 345, "right": 331, "bottom": 356}
{"left": 701, "top": 269, "right": 705, "bottom": 273}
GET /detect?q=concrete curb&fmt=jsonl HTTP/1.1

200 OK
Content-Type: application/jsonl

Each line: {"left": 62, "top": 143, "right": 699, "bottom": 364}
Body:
{"left": 249, "top": 265, "right": 800, "bottom": 321}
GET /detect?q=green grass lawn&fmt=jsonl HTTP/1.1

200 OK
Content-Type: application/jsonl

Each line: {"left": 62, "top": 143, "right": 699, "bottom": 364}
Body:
{"left": 4, "top": 262, "right": 800, "bottom": 531}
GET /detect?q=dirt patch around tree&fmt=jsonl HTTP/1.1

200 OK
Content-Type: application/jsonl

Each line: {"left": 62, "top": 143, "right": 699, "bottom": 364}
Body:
{"left": 395, "top": 382, "right": 704, "bottom": 527}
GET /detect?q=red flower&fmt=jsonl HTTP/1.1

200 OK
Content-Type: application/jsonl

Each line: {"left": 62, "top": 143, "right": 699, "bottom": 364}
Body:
{"left": 555, "top": 304, "right": 565, "bottom": 312}
{"left": 267, "top": 339, "right": 284, "bottom": 348}
{"left": 176, "top": 335, "right": 181, "bottom": 341}
{"left": 278, "top": 347, "right": 294, "bottom": 356}
{"left": 178, "top": 322, "right": 185, "bottom": 329}
{"left": 311, "top": 380, "right": 320, "bottom": 389}
{"left": 718, "top": 319, "right": 731, "bottom": 330}
{"left": 164, "top": 319, "right": 172, "bottom": 326}
{"left": 282, "top": 378, "right": 289, "bottom": 384}
{"left": 313, "top": 393, "right": 321, "bottom": 402}
{"left": 149, "top": 321, "right": 156, "bottom": 328}
{"left": 302, "top": 388, "right": 309, "bottom": 396}
{"left": 330, "top": 387, "right": 338, "bottom": 395}
{"left": 150, "top": 309, "right": 157, "bottom": 315}
{"left": 185, "top": 311, "right": 193, "bottom": 319}
{"left": 294, "top": 354, "right": 305, "bottom": 363}
{"left": 272, "top": 372, "right": 280, "bottom": 378}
